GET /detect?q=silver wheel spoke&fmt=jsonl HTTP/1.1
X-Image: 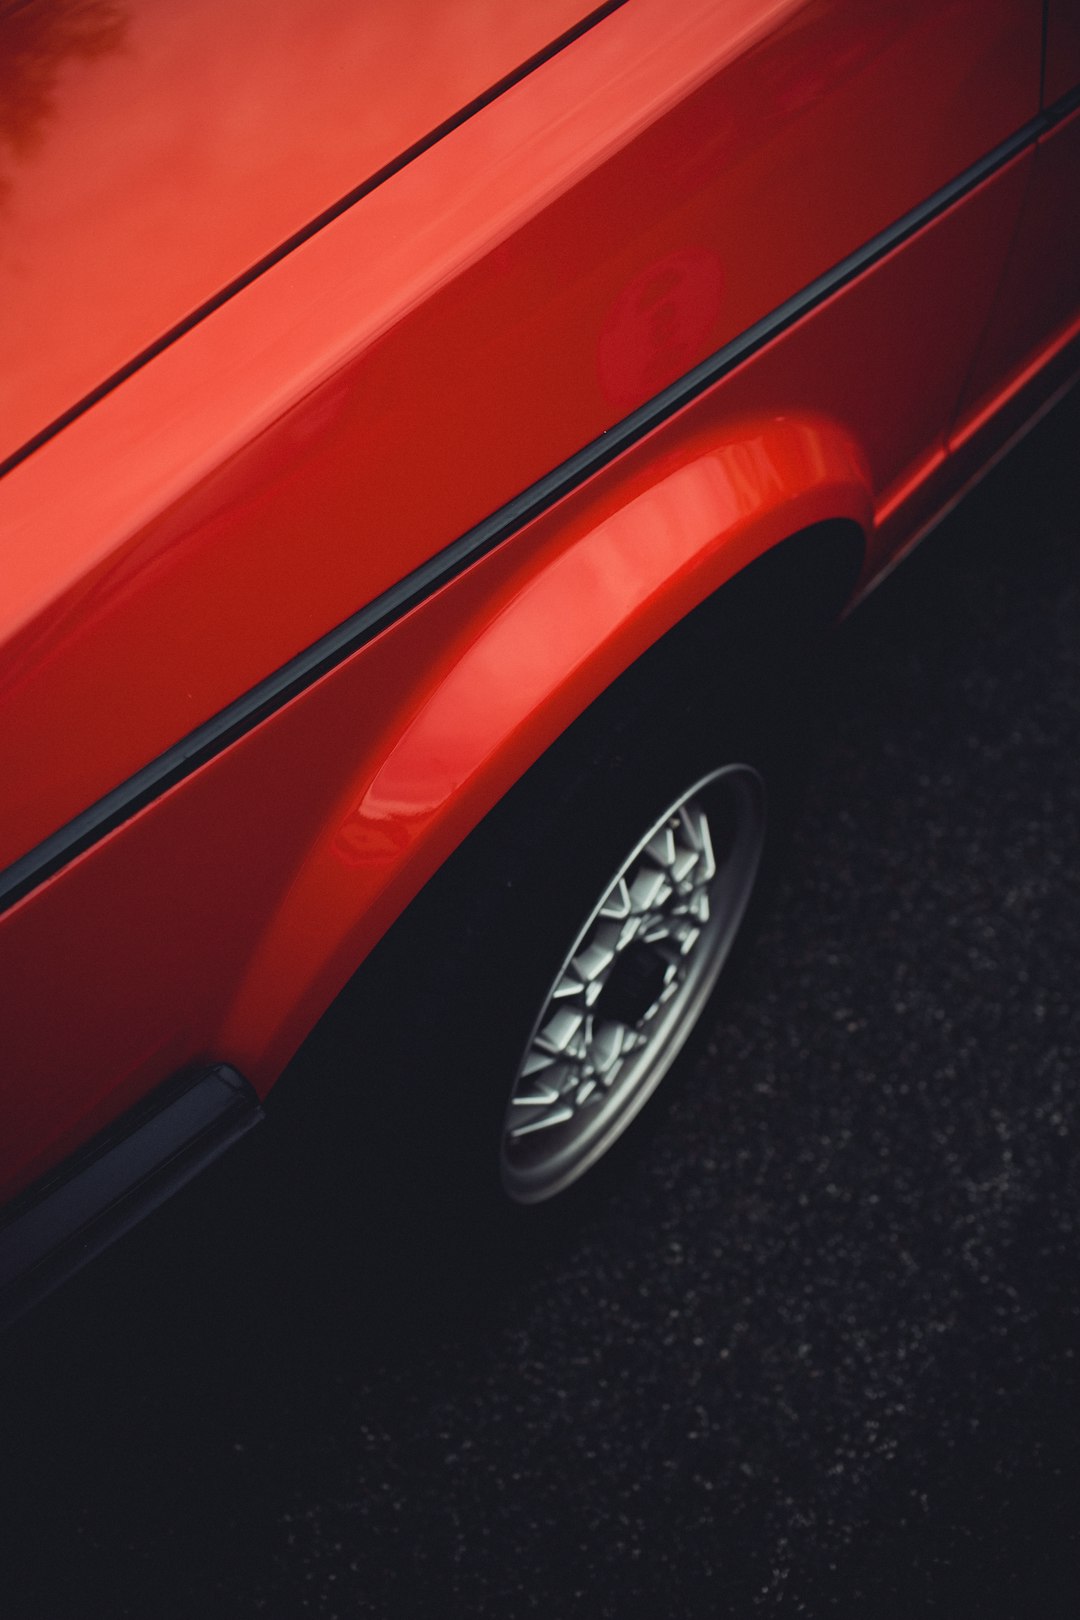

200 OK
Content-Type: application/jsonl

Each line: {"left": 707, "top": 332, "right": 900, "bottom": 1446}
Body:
{"left": 507, "top": 1101, "right": 577, "bottom": 1138}
{"left": 571, "top": 941, "right": 616, "bottom": 983}
{"left": 518, "top": 1048, "right": 556, "bottom": 1079}
{"left": 590, "top": 1019, "right": 627, "bottom": 1075}
{"left": 628, "top": 869, "right": 667, "bottom": 914}
{"left": 599, "top": 878, "right": 633, "bottom": 920}
{"left": 695, "top": 807, "right": 717, "bottom": 882}
{"left": 535, "top": 1007, "right": 583, "bottom": 1056}
{"left": 645, "top": 826, "right": 677, "bottom": 869}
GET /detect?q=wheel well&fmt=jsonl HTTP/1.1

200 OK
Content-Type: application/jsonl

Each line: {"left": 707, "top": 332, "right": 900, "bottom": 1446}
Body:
{"left": 272, "top": 516, "right": 863, "bottom": 1142}
{"left": 262, "top": 514, "right": 865, "bottom": 1114}
{"left": 334, "top": 518, "right": 862, "bottom": 969}
{"left": 533, "top": 516, "right": 865, "bottom": 767}
{"left": 642, "top": 517, "right": 864, "bottom": 672}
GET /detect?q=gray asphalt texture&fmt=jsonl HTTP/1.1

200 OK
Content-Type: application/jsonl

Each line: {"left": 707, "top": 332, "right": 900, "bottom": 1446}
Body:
{"left": 3, "top": 392, "right": 1080, "bottom": 1618}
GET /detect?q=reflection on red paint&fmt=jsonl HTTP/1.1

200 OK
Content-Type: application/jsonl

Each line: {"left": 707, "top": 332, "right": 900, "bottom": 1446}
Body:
{"left": 598, "top": 249, "right": 725, "bottom": 410}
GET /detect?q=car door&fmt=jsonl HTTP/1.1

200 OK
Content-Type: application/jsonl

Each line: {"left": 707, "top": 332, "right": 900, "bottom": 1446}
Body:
{"left": 948, "top": 2, "right": 1080, "bottom": 458}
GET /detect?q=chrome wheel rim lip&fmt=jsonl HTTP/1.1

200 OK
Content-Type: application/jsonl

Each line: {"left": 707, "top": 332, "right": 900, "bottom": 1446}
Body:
{"left": 500, "top": 763, "right": 766, "bottom": 1204}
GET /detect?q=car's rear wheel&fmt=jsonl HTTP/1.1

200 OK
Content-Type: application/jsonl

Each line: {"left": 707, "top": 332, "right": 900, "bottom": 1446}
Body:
{"left": 306, "top": 609, "right": 790, "bottom": 1228}
{"left": 500, "top": 762, "right": 765, "bottom": 1203}
{"left": 271, "top": 533, "right": 861, "bottom": 1250}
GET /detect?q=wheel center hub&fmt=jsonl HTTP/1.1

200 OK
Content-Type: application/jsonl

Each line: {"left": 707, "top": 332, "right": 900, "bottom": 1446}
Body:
{"left": 594, "top": 941, "right": 672, "bottom": 1027}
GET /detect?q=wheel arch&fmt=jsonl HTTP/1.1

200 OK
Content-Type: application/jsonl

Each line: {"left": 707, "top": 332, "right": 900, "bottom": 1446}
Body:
{"left": 216, "top": 411, "right": 871, "bottom": 1090}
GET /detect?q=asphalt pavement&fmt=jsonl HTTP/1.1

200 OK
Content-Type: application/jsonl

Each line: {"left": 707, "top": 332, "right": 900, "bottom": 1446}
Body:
{"left": 2, "top": 391, "right": 1079, "bottom": 1618}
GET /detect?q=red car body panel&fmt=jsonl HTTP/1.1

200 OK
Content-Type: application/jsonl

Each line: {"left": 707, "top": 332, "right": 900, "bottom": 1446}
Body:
{"left": 0, "top": 1, "right": 1076, "bottom": 1217}
{"left": 0, "top": 0, "right": 1040, "bottom": 870}
{"left": 952, "top": 106, "right": 1080, "bottom": 439}
{"left": 0, "top": 0, "right": 608, "bottom": 466}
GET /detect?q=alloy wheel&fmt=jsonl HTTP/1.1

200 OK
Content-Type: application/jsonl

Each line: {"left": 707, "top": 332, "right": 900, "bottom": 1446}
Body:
{"left": 500, "top": 763, "right": 766, "bottom": 1202}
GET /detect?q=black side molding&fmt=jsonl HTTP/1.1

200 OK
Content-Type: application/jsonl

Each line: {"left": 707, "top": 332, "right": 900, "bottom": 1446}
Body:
{"left": 0, "top": 1064, "right": 262, "bottom": 1330}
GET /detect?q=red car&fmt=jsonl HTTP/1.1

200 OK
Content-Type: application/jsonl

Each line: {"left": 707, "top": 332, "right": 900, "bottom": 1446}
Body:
{"left": 1, "top": 0, "right": 1077, "bottom": 1321}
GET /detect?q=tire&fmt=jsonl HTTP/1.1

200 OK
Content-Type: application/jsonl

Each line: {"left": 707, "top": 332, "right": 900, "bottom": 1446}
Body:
{"left": 304, "top": 596, "right": 793, "bottom": 1231}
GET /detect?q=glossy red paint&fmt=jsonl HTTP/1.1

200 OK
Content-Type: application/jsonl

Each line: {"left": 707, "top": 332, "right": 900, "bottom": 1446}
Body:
{"left": 951, "top": 107, "right": 1080, "bottom": 446}
{"left": 0, "top": 0, "right": 608, "bottom": 466}
{"left": 1, "top": 1, "right": 1076, "bottom": 1216}
{"left": 0, "top": 0, "right": 1039, "bottom": 872}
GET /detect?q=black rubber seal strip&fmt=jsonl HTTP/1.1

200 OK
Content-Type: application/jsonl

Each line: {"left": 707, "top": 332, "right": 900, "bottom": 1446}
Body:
{"left": 0, "top": 0, "right": 631, "bottom": 485}
{"left": 1044, "top": 81, "right": 1080, "bottom": 128}
{"left": 0, "top": 1064, "right": 262, "bottom": 1330}
{"left": 0, "top": 101, "right": 1065, "bottom": 917}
